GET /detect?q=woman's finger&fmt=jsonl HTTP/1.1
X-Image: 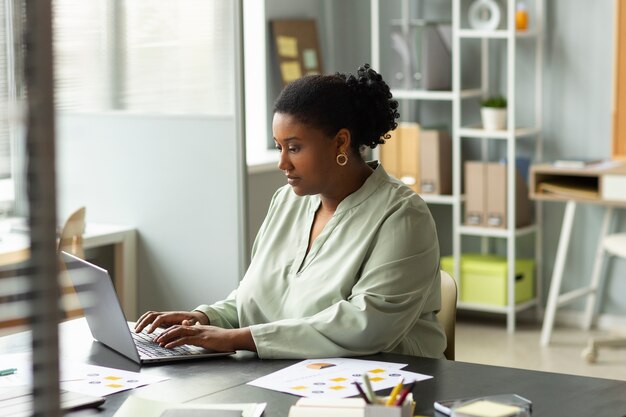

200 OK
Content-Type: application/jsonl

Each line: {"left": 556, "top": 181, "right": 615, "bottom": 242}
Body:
{"left": 155, "top": 324, "right": 192, "bottom": 344}
{"left": 163, "top": 335, "right": 197, "bottom": 349}
{"left": 134, "top": 311, "right": 158, "bottom": 333}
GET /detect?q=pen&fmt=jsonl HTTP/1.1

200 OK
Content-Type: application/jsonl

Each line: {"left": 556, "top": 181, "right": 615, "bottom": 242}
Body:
{"left": 353, "top": 381, "right": 371, "bottom": 404}
{"left": 362, "top": 373, "right": 377, "bottom": 404}
{"left": 385, "top": 376, "right": 405, "bottom": 406}
{"left": 394, "top": 381, "right": 415, "bottom": 406}
{"left": 0, "top": 368, "right": 17, "bottom": 377}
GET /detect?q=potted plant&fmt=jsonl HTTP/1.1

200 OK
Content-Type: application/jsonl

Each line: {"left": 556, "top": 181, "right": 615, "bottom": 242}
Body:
{"left": 481, "top": 96, "right": 507, "bottom": 130}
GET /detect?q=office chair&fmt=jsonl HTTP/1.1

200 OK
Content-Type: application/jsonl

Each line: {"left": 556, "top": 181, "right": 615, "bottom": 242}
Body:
{"left": 57, "top": 207, "right": 86, "bottom": 319}
{"left": 437, "top": 270, "right": 458, "bottom": 360}
{"left": 581, "top": 233, "right": 626, "bottom": 363}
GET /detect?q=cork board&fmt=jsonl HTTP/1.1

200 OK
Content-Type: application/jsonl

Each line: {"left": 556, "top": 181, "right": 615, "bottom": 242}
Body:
{"left": 613, "top": 0, "right": 626, "bottom": 160}
{"left": 270, "top": 19, "right": 323, "bottom": 87}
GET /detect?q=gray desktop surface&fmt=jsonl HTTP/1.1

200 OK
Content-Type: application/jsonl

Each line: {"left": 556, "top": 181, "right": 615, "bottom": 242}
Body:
{"left": 2, "top": 318, "right": 626, "bottom": 417}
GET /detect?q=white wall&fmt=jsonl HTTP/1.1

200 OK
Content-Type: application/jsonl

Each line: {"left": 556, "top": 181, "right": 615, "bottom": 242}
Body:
{"left": 539, "top": 0, "right": 626, "bottom": 317}
{"left": 56, "top": 113, "right": 245, "bottom": 318}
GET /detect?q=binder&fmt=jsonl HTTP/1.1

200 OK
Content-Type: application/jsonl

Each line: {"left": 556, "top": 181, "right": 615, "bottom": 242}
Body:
{"left": 464, "top": 161, "right": 486, "bottom": 226}
{"left": 398, "top": 123, "right": 420, "bottom": 193}
{"left": 485, "top": 162, "right": 532, "bottom": 228}
{"left": 380, "top": 123, "right": 421, "bottom": 193}
{"left": 380, "top": 127, "right": 401, "bottom": 179}
{"left": 420, "top": 130, "right": 451, "bottom": 194}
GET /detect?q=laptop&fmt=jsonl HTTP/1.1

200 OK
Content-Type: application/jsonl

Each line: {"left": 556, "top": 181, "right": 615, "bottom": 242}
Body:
{"left": 61, "top": 251, "right": 235, "bottom": 364}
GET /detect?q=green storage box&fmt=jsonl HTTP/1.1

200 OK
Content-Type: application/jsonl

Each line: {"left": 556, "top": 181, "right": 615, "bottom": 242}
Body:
{"left": 441, "top": 254, "right": 534, "bottom": 306}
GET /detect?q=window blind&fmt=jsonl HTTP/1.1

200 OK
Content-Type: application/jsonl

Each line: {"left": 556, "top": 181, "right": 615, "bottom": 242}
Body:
{"left": 53, "top": 0, "right": 235, "bottom": 116}
{"left": 0, "top": 1, "right": 11, "bottom": 179}
{"left": 52, "top": 0, "right": 110, "bottom": 112}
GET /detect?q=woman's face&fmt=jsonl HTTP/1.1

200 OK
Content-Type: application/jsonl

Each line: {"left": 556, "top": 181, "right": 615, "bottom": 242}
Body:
{"left": 273, "top": 112, "right": 342, "bottom": 196}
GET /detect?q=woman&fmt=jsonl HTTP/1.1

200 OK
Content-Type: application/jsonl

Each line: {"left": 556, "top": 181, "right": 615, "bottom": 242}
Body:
{"left": 135, "top": 64, "right": 446, "bottom": 359}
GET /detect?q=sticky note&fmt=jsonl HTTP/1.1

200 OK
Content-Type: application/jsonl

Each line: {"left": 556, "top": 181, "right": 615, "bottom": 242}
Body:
{"left": 453, "top": 400, "right": 523, "bottom": 417}
{"left": 277, "top": 36, "right": 298, "bottom": 58}
{"left": 302, "top": 49, "right": 318, "bottom": 69}
{"left": 280, "top": 61, "right": 302, "bottom": 82}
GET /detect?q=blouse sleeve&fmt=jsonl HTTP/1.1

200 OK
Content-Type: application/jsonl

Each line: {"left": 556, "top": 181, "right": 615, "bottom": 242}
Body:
{"left": 248, "top": 204, "right": 441, "bottom": 359}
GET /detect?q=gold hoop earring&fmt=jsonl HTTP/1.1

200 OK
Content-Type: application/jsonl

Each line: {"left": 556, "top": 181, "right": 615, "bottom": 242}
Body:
{"left": 336, "top": 152, "right": 348, "bottom": 166}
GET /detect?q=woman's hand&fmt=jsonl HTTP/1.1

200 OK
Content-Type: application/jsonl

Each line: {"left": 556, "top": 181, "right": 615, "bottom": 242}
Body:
{"left": 154, "top": 325, "right": 257, "bottom": 353}
{"left": 134, "top": 310, "right": 209, "bottom": 334}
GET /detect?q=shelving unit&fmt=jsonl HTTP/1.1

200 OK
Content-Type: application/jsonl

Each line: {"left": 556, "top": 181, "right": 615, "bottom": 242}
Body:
{"left": 371, "top": 0, "right": 544, "bottom": 332}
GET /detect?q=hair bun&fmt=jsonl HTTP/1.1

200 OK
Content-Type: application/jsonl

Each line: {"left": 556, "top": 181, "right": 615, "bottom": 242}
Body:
{"left": 347, "top": 63, "right": 399, "bottom": 149}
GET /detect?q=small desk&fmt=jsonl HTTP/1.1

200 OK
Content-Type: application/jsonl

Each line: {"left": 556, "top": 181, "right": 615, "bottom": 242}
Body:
{"left": 530, "top": 163, "right": 626, "bottom": 346}
{"left": 2, "top": 319, "right": 626, "bottom": 417}
{"left": 0, "top": 221, "right": 137, "bottom": 319}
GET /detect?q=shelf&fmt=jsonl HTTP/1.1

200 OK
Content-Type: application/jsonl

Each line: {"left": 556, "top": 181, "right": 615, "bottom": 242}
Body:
{"left": 391, "top": 88, "right": 482, "bottom": 101}
{"left": 458, "top": 299, "right": 538, "bottom": 314}
{"left": 458, "top": 126, "right": 539, "bottom": 139}
{"left": 457, "top": 29, "right": 539, "bottom": 39}
{"left": 458, "top": 224, "right": 537, "bottom": 238}
{"left": 421, "top": 194, "right": 458, "bottom": 205}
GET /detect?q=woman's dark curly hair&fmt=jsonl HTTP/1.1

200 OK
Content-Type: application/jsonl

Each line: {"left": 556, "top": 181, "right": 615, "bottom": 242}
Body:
{"left": 273, "top": 64, "right": 400, "bottom": 153}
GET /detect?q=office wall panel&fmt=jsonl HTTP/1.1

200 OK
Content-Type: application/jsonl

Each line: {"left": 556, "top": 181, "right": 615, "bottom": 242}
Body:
{"left": 56, "top": 113, "right": 245, "bottom": 318}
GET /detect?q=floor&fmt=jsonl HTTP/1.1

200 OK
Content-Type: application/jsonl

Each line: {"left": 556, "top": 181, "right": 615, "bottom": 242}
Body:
{"left": 456, "top": 316, "right": 626, "bottom": 381}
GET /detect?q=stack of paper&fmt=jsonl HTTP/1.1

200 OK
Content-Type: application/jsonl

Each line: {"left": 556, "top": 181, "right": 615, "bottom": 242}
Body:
{"left": 248, "top": 358, "right": 432, "bottom": 399}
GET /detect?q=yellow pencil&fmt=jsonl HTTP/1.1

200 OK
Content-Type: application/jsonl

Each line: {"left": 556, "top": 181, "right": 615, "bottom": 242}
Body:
{"left": 385, "top": 377, "right": 405, "bottom": 406}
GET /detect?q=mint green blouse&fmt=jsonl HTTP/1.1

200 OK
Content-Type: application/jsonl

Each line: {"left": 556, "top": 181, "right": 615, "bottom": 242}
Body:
{"left": 195, "top": 163, "right": 446, "bottom": 359}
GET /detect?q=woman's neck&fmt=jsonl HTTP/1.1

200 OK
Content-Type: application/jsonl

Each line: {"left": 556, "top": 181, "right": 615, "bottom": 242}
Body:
{"left": 319, "top": 160, "right": 374, "bottom": 213}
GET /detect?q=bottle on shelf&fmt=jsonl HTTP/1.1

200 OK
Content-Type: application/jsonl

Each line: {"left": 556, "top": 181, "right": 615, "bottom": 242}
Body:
{"left": 516, "top": 2, "right": 529, "bottom": 31}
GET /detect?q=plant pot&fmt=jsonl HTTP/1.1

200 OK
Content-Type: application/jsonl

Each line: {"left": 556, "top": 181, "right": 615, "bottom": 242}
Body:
{"left": 481, "top": 107, "right": 507, "bottom": 131}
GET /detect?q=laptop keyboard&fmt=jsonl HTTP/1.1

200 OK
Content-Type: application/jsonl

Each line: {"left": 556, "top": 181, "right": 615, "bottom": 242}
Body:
{"left": 132, "top": 330, "right": 199, "bottom": 358}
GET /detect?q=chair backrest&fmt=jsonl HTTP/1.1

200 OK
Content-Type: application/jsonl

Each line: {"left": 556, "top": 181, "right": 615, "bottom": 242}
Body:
{"left": 57, "top": 207, "right": 86, "bottom": 319}
{"left": 437, "top": 270, "right": 457, "bottom": 360}
{"left": 57, "top": 207, "right": 86, "bottom": 258}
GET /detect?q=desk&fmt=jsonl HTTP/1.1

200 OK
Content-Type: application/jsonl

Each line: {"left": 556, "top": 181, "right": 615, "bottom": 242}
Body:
{"left": 2, "top": 319, "right": 625, "bottom": 417}
{"left": 529, "top": 163, "right": 626, "bottom": 346}
{"left": 0, "top": 221, "right": 137, "bottom": 319}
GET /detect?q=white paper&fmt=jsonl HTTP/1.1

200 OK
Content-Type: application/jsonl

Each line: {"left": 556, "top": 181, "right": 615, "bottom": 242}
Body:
{"left": 112, "top": 395, "right": 266, "bottom": 417}
{"left": 60, "top": 362, "right": 169, "bottom": 397}
{"left": 247, "top": 358, "right": 432, "bottom": 399}
{"left": 0, "top": 353, "right": 31, "bottom": 387}
{"left": 0, "top": 353, "right": 168, "bottom": 397}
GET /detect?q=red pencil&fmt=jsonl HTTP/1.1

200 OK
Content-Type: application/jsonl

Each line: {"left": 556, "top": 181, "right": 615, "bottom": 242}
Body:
{"left": 394, "top": 381, "right": 415, "bottom": 406}
{"left": 353, "top": 381, "right": 372, "bottom": 404}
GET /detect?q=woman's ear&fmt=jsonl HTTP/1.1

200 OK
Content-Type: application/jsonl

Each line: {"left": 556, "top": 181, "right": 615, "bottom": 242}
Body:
{"left": 334, "top": 128, "right": 352, "bottom": 154}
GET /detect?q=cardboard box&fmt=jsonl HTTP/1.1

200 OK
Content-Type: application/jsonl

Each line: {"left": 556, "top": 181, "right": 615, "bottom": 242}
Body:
{"left": 380, "top": 122, "right": 420, "bottom": 193}
{"left": 398, "top": 123, "right": 420, "bottom": 193}
{"left": 485, "top": 162, "right": 532, "bottom": 228}
{"left": 464, "top": 161, "right": 486, "bottom": 226}
{"left": 441, "top": 254, "right": 535, "bottom": 306}
{"left": 419, "top": 130, "right": 452, "bottom": 194}
{"left": 380, "top": 127, "right": 401, "bottom": 179}
{"left": 464, "top": 161, "right": 532, "bottom": 228}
